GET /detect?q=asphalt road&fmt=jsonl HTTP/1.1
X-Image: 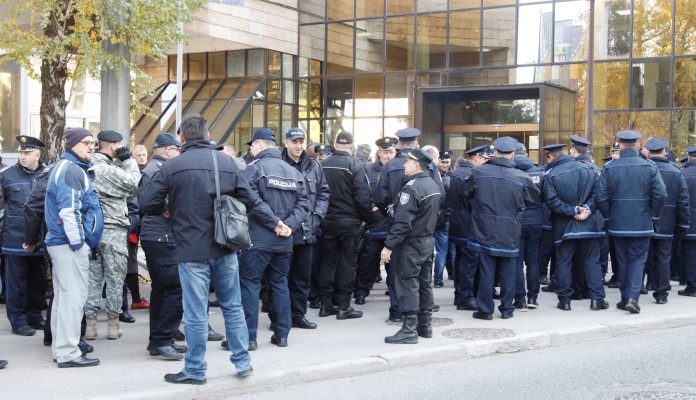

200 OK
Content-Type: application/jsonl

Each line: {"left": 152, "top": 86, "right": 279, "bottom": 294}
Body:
{"left": 228, "top": 326, "right": 696, "bottom": 400}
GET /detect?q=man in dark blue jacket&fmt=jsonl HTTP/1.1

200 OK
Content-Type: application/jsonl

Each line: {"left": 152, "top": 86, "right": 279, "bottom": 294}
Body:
{"left": 642, "top": 138, "right": 690, "bottom": 303}
{"left": 240, "top": 128, "right": 309, "bottom": 348}
{"left": 318, "top": 131, "right": 372, "bottom": 320}
{"left": 1, "top": 136, "right": 48, "bottom": 337}
{"left": 543, "top": 144, "right": 608, "bottom": 311}
{"left": 375, "top": 128, "right": 445, "bottom": 322}
{"left": 679, "top": 146, "right": 696, "bottom": 297}
{"left": 141, "top": 114, "right": 258, "bottom": 383}
{"left": 597, "top": 130, "right": 666, "bottom": 314}
{"left": 449, "top": 145, "right": 487, "bottom": 311}
{"left": 513, "top": 144, "right": 544, "bottom": 310}
{"left": 462, "top": 137, "right": 539, "bottom": 320}
{"left": 281, "top": 128, "right": 329, "bottom": 330}
{"left": 354, "top": 136, "right": 398, "bottom": 305}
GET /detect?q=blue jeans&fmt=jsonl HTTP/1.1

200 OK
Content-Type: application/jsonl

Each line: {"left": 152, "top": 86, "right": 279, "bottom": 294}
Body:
{"left": 434, "top": 228, "right": 449, "bottom": 284}
{"left": 178, "top": 253, "right": 250, "bottom": 379}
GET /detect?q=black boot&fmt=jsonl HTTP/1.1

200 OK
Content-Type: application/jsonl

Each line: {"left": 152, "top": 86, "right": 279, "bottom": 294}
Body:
{"left": 416, "top": 311, "right": 432, "bottom": 338}
{"left": 318, "top": 303, "right": 338, "bottom": 317}
{"left": 337, "top": 306, "right": 363, "bottom": 320}
{"left": 385, "top": 315, "right": 418, "bottom": 344}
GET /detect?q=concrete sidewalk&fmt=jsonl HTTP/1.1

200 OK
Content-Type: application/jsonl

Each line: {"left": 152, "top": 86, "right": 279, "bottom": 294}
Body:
{"left": 2, "top": 278, "right": 695, "bottom": 400}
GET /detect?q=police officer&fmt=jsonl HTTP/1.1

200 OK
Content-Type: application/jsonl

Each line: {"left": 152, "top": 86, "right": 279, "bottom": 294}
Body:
{"left": 381, "top": 149, "right": 442, "bottom": 344}
{"left": 240, "top": 128, "right": 309, "bottom": 348}
{"left": 642, "top": 138, "right": 690, "bottom": 303}
{"left": 597, "top": 130, "right": 666, "bottom": 313}
{"left": 354, "top": 136, "right": 398, "bottom": 305}
{"left": 450, "top": 145, "right": 488, "bottom": 310}
{"left": 434, "top": 150, "right": 455, "bottom": 287}
{"left": 1, "top": 135, "right": 48, "bottom": 336}
{"left": 512, "top": 143, "right": 544, "bottom": 310}
{"left": 375, "top": 128, "right": 445, "bottom": 322}
{"left": 543, "top": 143, "right": 608, "bottom": 311}
{"left": 281, "top": 128, "right": 330, "bottom": 329}
{"left": 462, "top": 137, "right": 539, "bottom": 320}
{"left": 138, "top": 133, "right": 187, "bottom": 360}
{"left": 604, "top": 140, "right": 623, "bottom": 288}
{"left": 679, "top": 146, "right": 696, "bottom": 297}
{"left": 317, "top": 132, "right": 372, "bottom": 320}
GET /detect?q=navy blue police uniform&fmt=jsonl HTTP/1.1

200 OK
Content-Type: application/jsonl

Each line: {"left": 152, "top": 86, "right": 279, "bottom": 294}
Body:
{"left": 678, "top": 146, "right": 696, "bottom": 296}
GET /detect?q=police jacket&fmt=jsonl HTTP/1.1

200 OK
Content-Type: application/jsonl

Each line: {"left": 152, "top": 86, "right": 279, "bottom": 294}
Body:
{"left": 597, "top": 149, "right": 666, "bottom": 237}
{"left": 365, "top": 160, "right": 390, "bottom": 239}
{"left": 0, "top": 161, "right": 46, "bottom": 255}
{"left": 320, "top": 150, "right": 373, "bottom": 230}
{"left": 514, "top": 156, "right": 544, "bottom": 226}
{"left": 682, "top": 160, "right": 696, "bottom": 240}
{"left": 24, "top": 164, "right": 52, "bottom": 248}
{"left": 575, "top": 153, "right": 601, "bottom": 174}
{"left": 45, "top": 151, "right": 104, "bottom": 250}
{"left": 374, "top": 148, "right": 445, "bottom": 211}
{"left": 435, "top": 169, "right": 452, "bottom": 231}
{"left": 448, "top": 160, "right": 475, "bottom": 244}
{"left": 244, "top": 148, "right": 310, "bottom": 251}
{"left": 462, "top": 157, "right": 539, "bottom": 257}
{"left": 91, "top": 152, "right": 140, "bottom": 227}
{"left": 140, "top": 140, "right": 260, "bottom": 262}
{"left": 384, "top": 171, "right": 442, "bottom": 250}
{"left": 540, "top": 163, "right": 553, "bottom": 231}
{"left": 282, "top": 149, "right": 329, "bottom": 245}
{"left": 543, "top": 154, "right": 604, "bottom": 244}
{"left": 138, "top": 155, "right": 175, "bottom": 243}
{"left": 650, "top": 157, "right": 690, "bottom": 239}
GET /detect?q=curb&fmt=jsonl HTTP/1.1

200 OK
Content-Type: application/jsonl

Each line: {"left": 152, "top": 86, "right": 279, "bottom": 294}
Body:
{"left": 95, "top": 312, "right": 696, "bottom": 400}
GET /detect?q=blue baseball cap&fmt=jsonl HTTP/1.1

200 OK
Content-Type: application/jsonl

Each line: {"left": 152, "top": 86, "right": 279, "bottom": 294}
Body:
{"left": 246, "top": 128, "right": 275, "bottom": 145}
{"left": 285, "top": 127, "right": 306, "bottom": 141}
{"left": 153, "top": 133, "right": 181, "bottom": 149}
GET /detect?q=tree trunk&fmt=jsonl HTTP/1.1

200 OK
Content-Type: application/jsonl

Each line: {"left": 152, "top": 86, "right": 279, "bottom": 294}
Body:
{"left": 40, "top": 58, "right": 68, "bottom": 164}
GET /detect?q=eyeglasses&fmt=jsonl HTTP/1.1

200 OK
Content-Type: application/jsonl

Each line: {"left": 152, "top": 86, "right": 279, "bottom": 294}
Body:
{"left": 166, "top": 146, "right": 181, "bottom": 153}
{"left": 80, "top": 140, "right": 97, "bottom": 147}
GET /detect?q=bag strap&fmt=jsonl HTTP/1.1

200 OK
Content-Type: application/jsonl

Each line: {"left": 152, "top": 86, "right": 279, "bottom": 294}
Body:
{"left": 211, "top": 150, "right": 221, "bottom": 200}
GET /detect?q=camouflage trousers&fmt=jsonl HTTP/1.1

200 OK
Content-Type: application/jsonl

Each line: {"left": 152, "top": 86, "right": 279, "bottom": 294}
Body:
{"left": 84, "top": 226, "right": 129, "bottom": 318}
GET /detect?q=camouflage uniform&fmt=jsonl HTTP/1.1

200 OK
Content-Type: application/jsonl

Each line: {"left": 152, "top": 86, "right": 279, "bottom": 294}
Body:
{"left": 84, "top": 153, "right": 140, "bottom": 318}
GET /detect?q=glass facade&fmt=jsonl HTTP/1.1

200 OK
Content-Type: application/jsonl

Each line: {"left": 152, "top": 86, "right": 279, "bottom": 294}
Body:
{"left": 299, "top": 0, "right": 696, "bottom": 161}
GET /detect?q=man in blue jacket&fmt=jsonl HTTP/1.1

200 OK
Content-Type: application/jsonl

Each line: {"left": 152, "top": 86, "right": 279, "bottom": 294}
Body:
{"left": 281, "top": 128, "right": 329, "bottom": 330}
{"left": 543, "top": 143, "right": 608, "bottom": 311}
{"left": 679, "top": 146, "right": 696, "bottom": 297}
{"left": 462, "top": 137, "right": 539, "bottom": 320}
{"left": 44, "top": 127, "right": 103, "bottom": 368}
{"left": 597, "top": 130, "right": 666, "bottom": 314}
{"left": 642, "top": 138, "right": 690, "bottom": 303}
{"left": 141, "top": 114, "right": 258, "bottom": 384}
{"left": 240, "top": 128, "right": 309, "bottom": 348}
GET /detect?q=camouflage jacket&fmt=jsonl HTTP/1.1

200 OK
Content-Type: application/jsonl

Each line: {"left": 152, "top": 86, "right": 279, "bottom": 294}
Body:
{"left": 92, "top": 152, "right": 140, "bottom": 227}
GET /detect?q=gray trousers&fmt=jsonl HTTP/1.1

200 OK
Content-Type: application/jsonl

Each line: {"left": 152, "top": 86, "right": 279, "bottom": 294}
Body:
{"left": 48, "top": 244, "right": 90, "bottom": 363}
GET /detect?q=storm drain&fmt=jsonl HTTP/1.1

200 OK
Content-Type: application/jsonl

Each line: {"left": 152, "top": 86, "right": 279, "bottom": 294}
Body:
{"left": 441, "top": 328, "right": 516, "bottom": 341}
{"left": 615, "top": 392, "right": 696, "bottom": 400}
{"left": 385, "top": 317, "right": 454, "bottom": 326}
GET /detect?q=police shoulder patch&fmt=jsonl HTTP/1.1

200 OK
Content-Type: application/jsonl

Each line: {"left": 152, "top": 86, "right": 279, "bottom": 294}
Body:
{"left": 399, "top": 192, "right": 410, "bottom": 205}
{"left": 405, "top": 179, "right": 416, "bottom": 186}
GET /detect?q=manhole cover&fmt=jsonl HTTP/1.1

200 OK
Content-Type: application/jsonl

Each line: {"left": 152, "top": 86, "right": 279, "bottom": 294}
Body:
{"left": 384, "top": 317, "right": 453, "bottom": 326}
{"left": 616, "top": 392, "right": 696, "bottom": 400}
{"left": 441, "top": 328, "right": 516, "bottom": 340}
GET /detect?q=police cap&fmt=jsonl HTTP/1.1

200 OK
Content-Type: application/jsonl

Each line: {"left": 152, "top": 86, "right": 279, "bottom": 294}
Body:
{"left": 687, "top": 146, "right": 696, "bottom": 156}
{"left": 97, "top": 130, "right": 123, "bottom": 143}
{"left": 315, "top": 143, "right": 334, "bottom": 156}
{"left": 570, "top": 135, "right": 591, "bottom": 147}
{"left": 492, "top": 136, "right": 518, "bottom": 154}
{"left": 16, "top": 135, "right": 45, "bottom": 151}
{"left": 465, "top": 144, "right": 487, "bottom": 156}
{"left": 643, "top": 137, "right": 667, "bottom": 152}
{"left": 616, "top": 130, "right": 642, "bottom": 143}
{"left": 375, "top": 136, "right": 398, "bottom": 150}
{"left": 246, "top": 128, "right": 275, "bottom": 145}
{"left": 612, "top": 141, "right": 621, "bottom": 151}
{"left": 543, "top": 143, "right": 567, "bottom": 153}
{"left": 407, "top": 148, "right": 432, "bottom": 166}
{"left": 394, "top": 128, "right": 421, "bottom": 140}
{"left": 440, "top": 151, "right": 452, "bottom": 161}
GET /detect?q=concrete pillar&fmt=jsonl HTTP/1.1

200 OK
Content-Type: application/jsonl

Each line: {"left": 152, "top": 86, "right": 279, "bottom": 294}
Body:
{"left": 100, "top": 41, "right": 131, "bottom": 144}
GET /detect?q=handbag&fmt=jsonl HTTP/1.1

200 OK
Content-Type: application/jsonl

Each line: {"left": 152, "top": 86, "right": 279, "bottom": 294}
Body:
{"left": 211, "top": 150, "right": 251, "bottom": 251}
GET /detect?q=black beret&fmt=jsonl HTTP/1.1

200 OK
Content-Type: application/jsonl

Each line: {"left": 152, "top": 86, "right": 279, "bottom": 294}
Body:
{"left": 97, "top": 130, "right": 123, "bottom": 143}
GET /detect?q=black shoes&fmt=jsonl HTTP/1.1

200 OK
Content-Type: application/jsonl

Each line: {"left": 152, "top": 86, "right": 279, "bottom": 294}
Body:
{"left": 0, "top": 360, "right": 6, "bottom": 369}
{"left": 590, "top": 299, "right": 609, "bottom": 310}
{"left": 571, "top": 292, "right": 584, "bottom": 301}
{"left": 527, "top": 297, "right": 539, "bottom": 309}
{"left": 385, "top": 315, "right": 418, "bottom": 344}
{"left": 57, "top": 355, "right": 100, "bottom": 368}
{"left": 308, "top": 298, "right": 321, "bottom": 309}
{"left": 208, "top": 327, "right": 224, "bottom": 341}
{"left": 492, "top": 289, "right": 500, "bottom": 299}
{"left": 624, "top": 299, "right": 641, "bottom": 314}
{"left": 119, "top": 312, "right": 136, "bottom": 323}
{"left": 457, "top": 299, "right": 479, "bottom": 311}
{"left": 171, "top": 343, "right": 188, "bottom": 353}
{"left": 148, "top": 345, "right": 184, "bottom": 360}
{"left": 616, "top": 301, "right": 626, "bottom": 310}
{"left": 270, "top": 335, "right": 288, "bottom": 347}
{"left": 221, "top": 340, "right": 229, "bottom": 350}
{"left": 319, "top": 304, "right": 338, "bottom": 317}
{"left": 78, "top": 339, "right": 94, "bottom": 354}
{"left": 388, "top": 313, "right": 403, "bottom": 323}
{"left": 655, "top": 298, "right": 668, "bottom": 305}
{"left": 432, "top": 304, "right": 440, "bottom": 312}
{"left": 164, "top": 372, "right": 206, "bottom": 385}
{"left": 678, "top": 289, "right": 696, "bottom": 297}
{"left": 639, "top": 286, "right": 648, "bottom": 295}
{"left": 173, "top": 329, "right": 185, "bottom": 341}
{"left": 607, "top": 280, "right": 620, "bottom": 289}
{"left": 472, "top": 311, "right": 493, "bottom": 321}
{"left": 541, "top": 285, "right": 555, "bottom": 293}
{"left": 355, "top": 295, "right": 366, "bottom": 305}
{"left": 12, "top": 326, "right": 36, "bottom": 336}
{"left": 29, "top": 320, "right": 46, "bottom": 330}
{"left": 337, "top": 307, "right": 363, "bottom": 320}
{"left": 237, "top": 366, "right": 253, "bottom": 378}
{"left": 248, "top": 340, "right": 258, "bottom": 351}
{"left": 557, "top": 302, "right": 571, "bottom": 311}
{"left": 514, "top": 301, "right": 528, "bottom": 312}
{"left": 539, "top": 276, "right": 550, "bottom": 286}
{"left": 501, "top": 312, "right": 514, "bottom": 319}
{"left": 292, "top": 317, "right": 317, "bottom": 329}
{"left": 434, "top": 282, "right": 444, "bottom": 288}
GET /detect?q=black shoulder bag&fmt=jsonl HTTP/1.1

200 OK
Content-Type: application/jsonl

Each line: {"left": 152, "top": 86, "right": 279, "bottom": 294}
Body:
{"left": 211, "top": 150, "right": 251, "bottom": 251}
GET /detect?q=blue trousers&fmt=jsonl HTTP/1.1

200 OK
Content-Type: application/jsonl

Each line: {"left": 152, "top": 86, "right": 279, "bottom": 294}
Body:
{"left": 4, "top": 255, "right": 46, "bottom": 329}
{"left": 515, "top": 225, "right": 541, "bottom": 301}
{"left": 645, "top": 239, "right": 673, "bottom": 301}
{"left": 553, "top": 239, "right": 606, "bottom": 304}
{"left": 476, "top": 252, "right": 515, "bottom": 316}
{"left": 612, "top": 237, "right": 650, "bottom": 303}
{"left": 454, "top": 242, "right": 478, "bottom": 304}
